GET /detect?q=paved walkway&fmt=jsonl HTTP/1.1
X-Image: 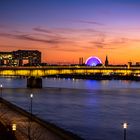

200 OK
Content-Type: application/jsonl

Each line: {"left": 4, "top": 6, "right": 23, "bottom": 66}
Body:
{"left": 0, "top": 99, "right": 83, "bottom": 140}
{"left": 0, "top": 102, "right": 64, "bottom": 140}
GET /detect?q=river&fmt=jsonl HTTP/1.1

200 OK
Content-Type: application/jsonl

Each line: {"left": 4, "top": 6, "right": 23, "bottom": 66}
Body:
{"left": 1, "top": 77, "right": 140, "bottom": 140}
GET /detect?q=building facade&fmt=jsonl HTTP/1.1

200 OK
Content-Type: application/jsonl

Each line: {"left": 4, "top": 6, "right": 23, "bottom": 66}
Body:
{"left": 0, "top": 50, "right": 41, "bottom": 66}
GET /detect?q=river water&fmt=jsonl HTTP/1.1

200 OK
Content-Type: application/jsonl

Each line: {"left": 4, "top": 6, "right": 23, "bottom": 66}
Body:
{"left": 1, "top": 77, "right": 140, "bottom": 140}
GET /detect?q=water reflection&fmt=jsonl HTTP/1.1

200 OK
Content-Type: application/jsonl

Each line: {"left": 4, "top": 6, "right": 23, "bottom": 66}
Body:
{"left": 1, "top": 77, "right": 140, "bottom": 140}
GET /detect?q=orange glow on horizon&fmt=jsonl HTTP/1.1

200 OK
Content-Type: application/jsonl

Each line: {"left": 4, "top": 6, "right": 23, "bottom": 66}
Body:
{"left": 1, "top": 27, "right": 140, "bottom": 65}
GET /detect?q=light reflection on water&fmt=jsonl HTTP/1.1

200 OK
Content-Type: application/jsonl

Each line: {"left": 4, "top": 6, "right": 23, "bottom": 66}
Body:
{"left": 1, "top": 77, "right": 140, "bottom": 140}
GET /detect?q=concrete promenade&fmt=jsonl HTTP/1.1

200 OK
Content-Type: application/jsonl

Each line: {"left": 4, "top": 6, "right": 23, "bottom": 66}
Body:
{"left": 0, "top": 98, "right": 83, "bottom": 140}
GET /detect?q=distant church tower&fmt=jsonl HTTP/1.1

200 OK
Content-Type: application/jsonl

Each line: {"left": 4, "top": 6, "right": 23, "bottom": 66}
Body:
{"left": 105, "top": 55, "right": 109, "bottom": 66}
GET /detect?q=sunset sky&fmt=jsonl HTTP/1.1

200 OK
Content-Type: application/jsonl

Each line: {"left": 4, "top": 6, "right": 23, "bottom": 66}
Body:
{"left": 0, "top": 0, "right": 140, "bottom": 64}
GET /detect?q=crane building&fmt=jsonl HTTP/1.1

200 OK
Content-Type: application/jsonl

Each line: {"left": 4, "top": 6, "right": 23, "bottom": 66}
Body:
{"left": 0, "top": 50, "right": 41, "bottom": 66}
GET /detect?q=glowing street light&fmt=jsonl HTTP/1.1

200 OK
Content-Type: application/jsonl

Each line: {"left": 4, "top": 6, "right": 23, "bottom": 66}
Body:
{"left": 123, "top": 123, "right": 128, "bottom": 129}
{"left": 122, "top": 122, "right": 128, "bottom": 140}
{"left": 30, "top": 93, "right": 33, "bottom": 98}
{"left": 12, "top": 123, "right": 16, "bottom": 131}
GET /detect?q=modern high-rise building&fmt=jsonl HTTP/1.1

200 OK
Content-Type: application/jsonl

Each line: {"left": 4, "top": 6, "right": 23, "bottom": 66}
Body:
{"left": 0, "top": 50, "right": 41, "bottom": 66}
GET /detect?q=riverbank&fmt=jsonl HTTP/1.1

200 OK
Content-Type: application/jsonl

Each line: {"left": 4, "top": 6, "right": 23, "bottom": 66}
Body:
{"left": 46, "top": 74, "right": 140, "bottom": 81}
{"left": 0, "top": 97, "right": 83, "bottom": 140}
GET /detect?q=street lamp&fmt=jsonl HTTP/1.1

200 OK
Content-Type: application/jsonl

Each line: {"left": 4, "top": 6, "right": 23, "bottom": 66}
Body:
{"left": 29, "top": 94, "right": 33, "bottom": 140}
{"left": 12, "top": 123, "right": 16, "bottom": 137}
{"left": 12, "top": 123, "right": 16, "bottom": 131}
{"left": 30, "top": 94, "right": 33, "bottom": 118}
{"left": 122, "top": 122, "right": 128, "bottom": 140}
{"left": 0, "top": 84, "right": 2, "bottom": 98}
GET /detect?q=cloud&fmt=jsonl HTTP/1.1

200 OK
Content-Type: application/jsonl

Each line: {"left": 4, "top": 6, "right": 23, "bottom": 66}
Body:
{"left": 90, "top": 41, "right": 107, "bottom": 48}
{"left": 0, "top": 32, "right": 64, "bottom": 44}
{"left": 33, "top": 26, "right": 102, "bottom": 36}
{"left": 88, "top": 36, "right": 137, "bottom": 50}
{"left": 32, "top": 27, "right": 109, "bottom": 52}
{"left": 88, "top": 33, "right": 107, "bottom": 49}
{"left": 59, "top": 28, "right": 103, "bottom": 35}
{"left": 33, "top": 27, "right": 53, "bottom": 34}
{"left": 1, "top": 26, "right": 139, "bottom": 53}
{"left": 0, "top": 30, "right": 81, "bottom": 53}
{"left": 76, "top": 20, "right": 104, "bottom": 26}
{"left": 110, "top": 38, "right": 125, "bottom": 45}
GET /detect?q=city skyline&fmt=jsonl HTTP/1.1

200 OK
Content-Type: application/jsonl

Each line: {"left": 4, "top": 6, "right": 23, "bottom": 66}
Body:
{"left": 0, "top": 0, "right": 140, "bottom": 64}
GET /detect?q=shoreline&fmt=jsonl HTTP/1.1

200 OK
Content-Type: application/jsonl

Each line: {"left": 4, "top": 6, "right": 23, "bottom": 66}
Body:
{"left": 45, "top": 74, "right": 140, "bottom": 81}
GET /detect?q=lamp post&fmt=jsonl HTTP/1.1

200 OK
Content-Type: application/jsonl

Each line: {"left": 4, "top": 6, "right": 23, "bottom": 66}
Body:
{"left": 123, "top": 122, "right": 128, "bottom": 140}
{"left": 12, "top": 123, "right": 16, "bottom": 138}
{"left": 28, "top": 94, "right": 33, "bottom": 140}
{"left": 0, "top": 84, "right": 2, "bottom": 98}
{"left": 30, "top": 94, "right": 33, "bottom": 119}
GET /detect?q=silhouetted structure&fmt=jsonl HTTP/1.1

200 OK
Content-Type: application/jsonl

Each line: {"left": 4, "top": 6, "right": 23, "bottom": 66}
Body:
{"left": 105, "top": 55, "right": 109, "bottom": 66}
{"left": 136, "top": 62, "right": 140, "bottom": 66}
{"left": 0, "top": 50, "right": 41, "bottom": 66}
{"left": 79, "top": 57, "right": 84, "bottom": 65}
{"left": 128, "top": 62, "right": 132, "bottom": 68}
